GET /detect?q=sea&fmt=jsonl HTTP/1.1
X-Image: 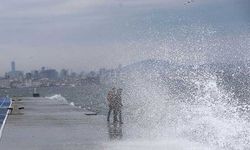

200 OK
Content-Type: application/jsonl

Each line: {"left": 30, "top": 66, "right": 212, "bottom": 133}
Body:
{"left": 0, "top": 61, "right": 249, "bottom": 150}
{"left": 0, "top": 84, "right": 109, "bottom": 114}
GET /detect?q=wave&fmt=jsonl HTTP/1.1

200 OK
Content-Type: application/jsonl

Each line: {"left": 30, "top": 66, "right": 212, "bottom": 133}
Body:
{"left": 46, "top": 94, "right": 68, "bottom": 103}
{"left": 120, "top": 69, "right": 250, "bottom": 150}
{"left": 46, "top": 94, "right": 79, "bottom": 108}
{"left": 69, "top": 101, "right": 75, "bottom": 107}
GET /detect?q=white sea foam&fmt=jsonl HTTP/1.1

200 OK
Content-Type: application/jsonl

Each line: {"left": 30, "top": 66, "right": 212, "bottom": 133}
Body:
{"left": 69, "top": 102, "right": 75, "bottom": 107}
{"left": 46, "top": 94, "right": 65, "bottom": 101}
{"left": 46, "top": 94, "right": 77, "bottom": 108}
{"left": 119, "top": 70, "right": 250, "bottom": 150}
{"left": 46, "top": 94, "right": 68, "bottom": 103}
{"left": 105, "top": 138, "right": 213, "bottom": 150}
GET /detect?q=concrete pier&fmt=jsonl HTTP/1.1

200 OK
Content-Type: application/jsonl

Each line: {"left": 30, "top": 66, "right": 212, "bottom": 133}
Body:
{"left": 0, "top": 97, "right": 217, "bottom": 150}
{"left": 0, "top": 97, "right": 115, "bottom": 150}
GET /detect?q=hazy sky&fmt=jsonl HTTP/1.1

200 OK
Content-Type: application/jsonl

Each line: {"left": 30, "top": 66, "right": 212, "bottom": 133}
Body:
{"left": 0, "top": 0, "right": 249, "bottom": 75}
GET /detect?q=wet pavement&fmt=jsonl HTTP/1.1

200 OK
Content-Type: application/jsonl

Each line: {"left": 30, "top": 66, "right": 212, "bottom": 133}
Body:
{"left": 0, "top": 97, "right": 123, "bottom": 150}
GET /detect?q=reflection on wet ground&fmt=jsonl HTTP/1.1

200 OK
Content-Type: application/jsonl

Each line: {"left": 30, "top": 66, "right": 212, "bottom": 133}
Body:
{"left": 107, "top": 122, "right": 123, "bottom": 140}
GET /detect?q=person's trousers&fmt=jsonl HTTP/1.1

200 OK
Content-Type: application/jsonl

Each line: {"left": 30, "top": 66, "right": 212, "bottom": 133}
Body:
{"left": 108, "top": 107, "right": 122, "bottom": 123}
{"left": 107, "top": 107, "right": 117, "bottom": 122}
{"left": 118, "top": 108, "right": 122, "bottom": 123}
{"left": 107, "top": 107, "right": 112, "bottom": 121}
{"left": 115, "top": 107, "right": 122, "bottom": 123}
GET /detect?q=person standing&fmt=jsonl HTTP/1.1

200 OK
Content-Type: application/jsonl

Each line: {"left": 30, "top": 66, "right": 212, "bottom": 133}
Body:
{"left": 115, "top": 88, "right": 123, "bottom": 124}
{"left": 107, "top": 87, "right": 116, "bottom": 122}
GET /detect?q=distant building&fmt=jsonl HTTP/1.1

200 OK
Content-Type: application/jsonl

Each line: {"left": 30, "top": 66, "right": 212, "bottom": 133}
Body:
{"left": 41, "top": 67, "right": 45, "bottom": 72}
{"left": 31, "top": 70, "right": 39, "bottom": 80}
{"left": 6, "top": 61, "right": 24, "bottom": 80}
{"left": 99, "top": 68, "right": 106, "bottom": 76}
{"left": 70, "top": 72, "right": 77, "bottom": 78}
{"left": 87, "top": 71, "right": 96, "bottom": 78}
{"left": 79, "top": 71, "right": 86, "bottom": 78}
{"left": 4, "top": 73, "right": 9, "bottom": 79}
{"left": 7, "top": 71, "right": 23, "bottom": 80}
{"left": 11, "top": 61, "right": 16, "bottom": 72}
{"left": 25, "top": 73, "right": 32, "bottom": 80}
{"left": 80, "top": 76, "right": 100, "bottom": 85}
{"left": 40, "top": 69, "right": 58, "bottom": 80}
{"left": 60, "top": 69, "right": 68, "bottom": 79}
{"left": 0, "top": 79, "right": 11, "bottom": 89}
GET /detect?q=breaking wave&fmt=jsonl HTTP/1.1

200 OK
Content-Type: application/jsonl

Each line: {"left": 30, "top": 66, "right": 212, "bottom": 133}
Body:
{"left": 46, "top": 94, "right": 76, "bottom": 107}
{"left": 119, "top": 70, "right": 250, "bottom": 150}
{"left": 46, "top": 94, "right": 68, "bottom": 103}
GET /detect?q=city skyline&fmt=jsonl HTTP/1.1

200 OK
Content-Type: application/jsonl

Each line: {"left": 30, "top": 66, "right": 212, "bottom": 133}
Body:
{"left": 1, "top": 60, "right": 125, "bottom": 77}
{"left": 0, "top": 60, "right": 104, "bottom": 76}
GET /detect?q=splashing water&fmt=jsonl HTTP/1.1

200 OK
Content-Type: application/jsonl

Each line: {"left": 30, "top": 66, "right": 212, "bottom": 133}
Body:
{"left": 117, "top": 69, "right": 250, "bottom": 150}
{"left": 46, "top": 94, "right": 69, "bottom": 104}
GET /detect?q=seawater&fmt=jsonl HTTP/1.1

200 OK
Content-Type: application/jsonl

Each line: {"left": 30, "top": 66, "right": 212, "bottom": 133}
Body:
{"left": 0, "top": 84, "right": 110, "bottom": 114}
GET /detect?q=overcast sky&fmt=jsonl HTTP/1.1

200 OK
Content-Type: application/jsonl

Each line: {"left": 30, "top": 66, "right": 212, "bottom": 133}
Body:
{"left": 0, "top": 0, "right": 249, "bottom": 75}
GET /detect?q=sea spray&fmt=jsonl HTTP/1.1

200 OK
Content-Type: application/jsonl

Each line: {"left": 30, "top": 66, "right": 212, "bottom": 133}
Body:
{"left": 69, "top": 102, "right": 75, "bottom": 107}
{"left": 178, "top": 74, "right": 250, "bottom": 149}
{"left": 120, "top": 68, "right": 250, "bottom": 150}
{"left": 46, "top": 94, "right": 77, "bottom": 108}
{"left": 46, "top": 94, "right": 68, "bottom": 103}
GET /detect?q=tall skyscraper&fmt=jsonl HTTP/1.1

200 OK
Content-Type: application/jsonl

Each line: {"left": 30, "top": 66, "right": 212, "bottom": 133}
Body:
{"left": 11, "top": 61, "right": 16, "bottom": 72}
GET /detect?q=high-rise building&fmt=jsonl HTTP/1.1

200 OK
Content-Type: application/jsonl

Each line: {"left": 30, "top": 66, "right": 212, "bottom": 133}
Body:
{"left": 60, "top": 69, "right": 68, "bottom": 79}
{"left": 11, "top": 61, "right": 16, "bottom": 72}
{"left": 7, "top": 61, "right": 23, "bottom": 80}
{"left": 40, "top": 69, "right": 58, "bottom": 79}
